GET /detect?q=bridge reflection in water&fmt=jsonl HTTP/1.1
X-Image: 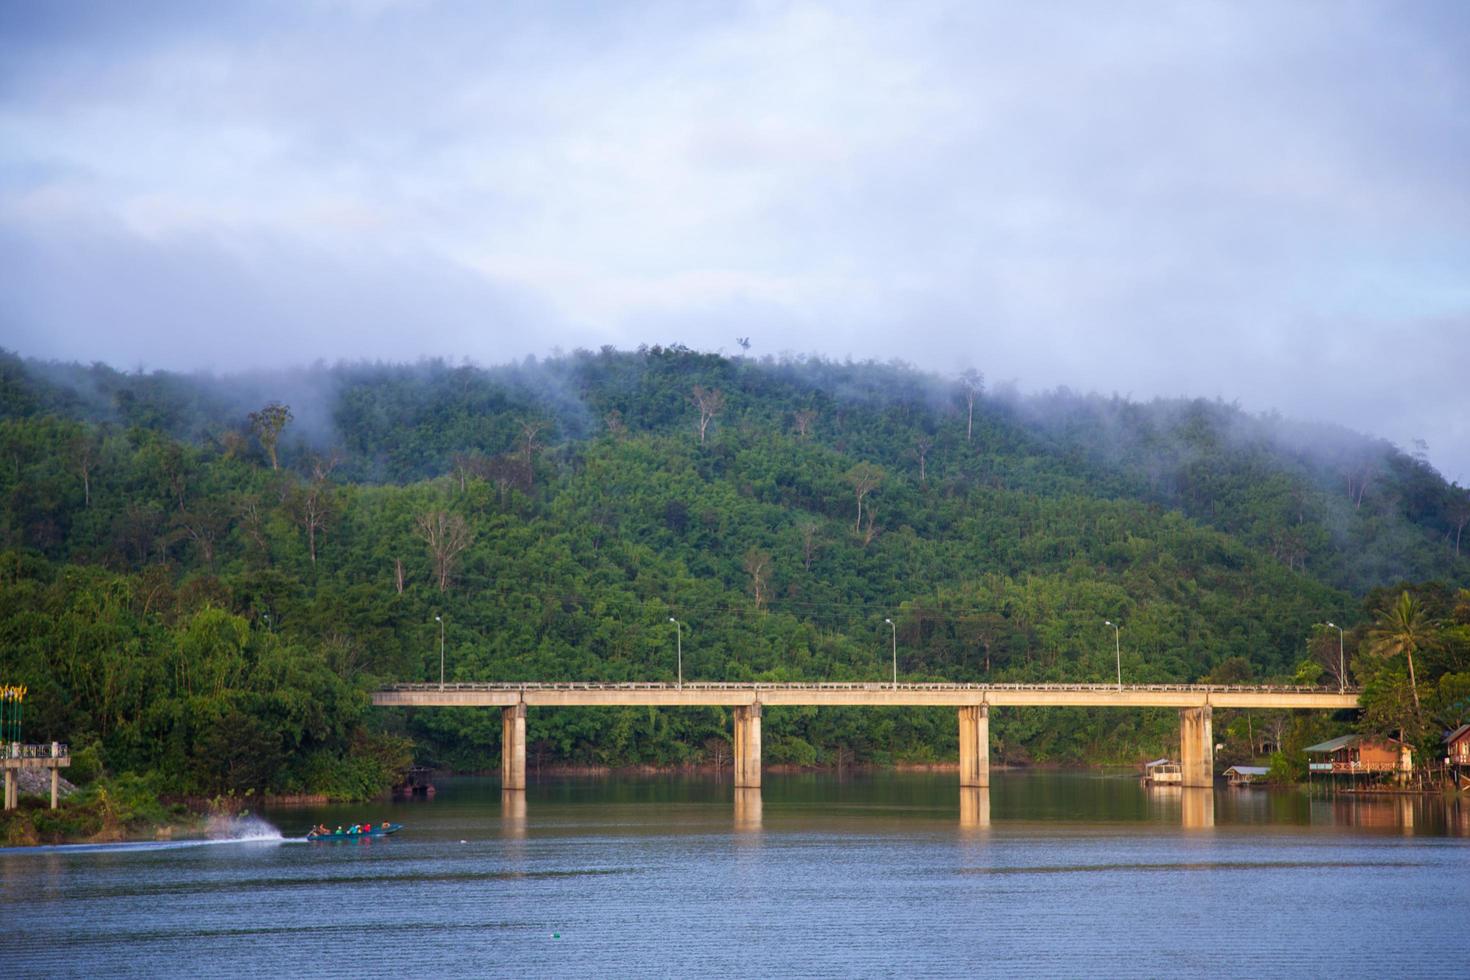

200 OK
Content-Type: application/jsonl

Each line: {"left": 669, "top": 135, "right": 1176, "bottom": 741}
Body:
{"left": 377, "top": 683, "right": 1357, "bottom": 830}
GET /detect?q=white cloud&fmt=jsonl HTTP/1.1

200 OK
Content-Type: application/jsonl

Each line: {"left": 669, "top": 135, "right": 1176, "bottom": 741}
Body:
{"left": 1, "top": 0, "right": 1467, "bottom": 478}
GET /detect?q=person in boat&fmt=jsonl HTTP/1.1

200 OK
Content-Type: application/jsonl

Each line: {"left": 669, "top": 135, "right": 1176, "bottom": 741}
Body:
{"left": 335, "top": 825, "right": 344, "bottom": 835}
{"left": 363, "top": 823, "right": 372, "bottom": 833}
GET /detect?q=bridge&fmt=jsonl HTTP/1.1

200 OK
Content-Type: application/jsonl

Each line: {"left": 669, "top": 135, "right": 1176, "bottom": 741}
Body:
{"left": 373, "top": 683, "right": 1360, "bottom": 790}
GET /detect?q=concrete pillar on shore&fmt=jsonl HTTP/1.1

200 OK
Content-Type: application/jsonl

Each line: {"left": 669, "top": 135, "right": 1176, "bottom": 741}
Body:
{"left": 3, "top": 768, "right": 13, "bottom": 811}
{"left": 733, "top": 703, "right": 762, "bottom": 788}
{"left": 1179, "top": 706, "right": 1214, "bottom": 788}
{"left": 958, "top": 704, "right": 990, "bottom": 788}
{"left": 51, "top": 766, "right": 59, "bottom": 809}
{"left": 501, "top": 703, "right": 527, "bottom": 791}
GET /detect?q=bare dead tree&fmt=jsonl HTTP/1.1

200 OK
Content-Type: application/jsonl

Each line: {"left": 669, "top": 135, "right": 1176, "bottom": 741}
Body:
{"left": 861, "top": 506, "right": 881, "bottom": 547}
{"left": 959, "top": 369, "right": 984, "bottom": 443}
{"left": 517, "top": 421, "right": 545, "bottom": 489}
{"left": 394, "top": 557, "right": 405, "bottom": 594}
{"left": 845, "top": 462, "right": 883, "bottom": 533}
{"left": 911, "top": 436, "right": 932, "bottom": 484}
{"left": 1345, "top": 461, "right": 1376, "bottom": 510}
{"left": 793, "top": 409, "right": 817, "bottom": 439}
{"left": 236, "top": 495, "right": 270, "bottom": 561}
{"left": 604, "top": 410, "right": 627, "bottom": 438}
{"left": 69, "top": 432, "right": 97, "bottom": 507}
{"left": 288, "top": 482, "right": 333, "bottom": 564}
{"left": 704, "top": 736, "right": 731, "bottom": 771}
{"left": 310, "top": 451, "right": 342, "bottom": 484}
{"left": 744, "top": 548, "right": 772, "bottom": 611}
{"left": 416, "top": 509, "right": 474, "bottom": 592}
{"left": 691, "top": 386, "right": 725, "bottom": 444}
{"left": 1449, "top": 491, "right": 1470, "bottom": 558}
{"left": 1309, "top": 627, "right": 1350, "bottom": 691}
{"left": 169, "top": 503, "right": 229, "bottom": 566}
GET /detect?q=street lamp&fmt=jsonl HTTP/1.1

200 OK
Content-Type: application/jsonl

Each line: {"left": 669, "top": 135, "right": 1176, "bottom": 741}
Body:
{"left": 1325, "top": 622, "right": 1345, "bottom": 693}
{"left": 1104, "top": 621, "right": 1121, "bottom": 689}
{"left": 884, "top": 618, "right": 897, "bottom": 689}
{"left": 435, "top": 615, "right": 445, "bottom": 690}
{"left": 669, "top": 617, "right": 682, "bottom": 689}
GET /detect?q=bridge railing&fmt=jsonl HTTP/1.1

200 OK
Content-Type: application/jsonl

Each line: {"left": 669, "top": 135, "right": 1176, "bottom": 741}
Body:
{"left": 380, "top": 681, "right": 1357, "bottom": 694}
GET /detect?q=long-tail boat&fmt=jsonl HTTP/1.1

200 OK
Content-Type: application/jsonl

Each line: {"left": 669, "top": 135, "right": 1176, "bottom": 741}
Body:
{"left": 306, "top": 822, "right": 404, "bottom": 841}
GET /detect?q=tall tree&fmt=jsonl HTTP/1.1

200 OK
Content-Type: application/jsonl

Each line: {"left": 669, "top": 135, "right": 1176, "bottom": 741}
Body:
{"left": 248, "top": 402, "right": 293, "bottom": 471}
{"left": 1368, "top": 591, "right": 1436, "bottom": 726}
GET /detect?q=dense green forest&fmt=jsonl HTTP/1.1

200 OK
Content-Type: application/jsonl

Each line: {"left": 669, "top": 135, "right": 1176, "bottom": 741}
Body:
{"left": 2, "top": 346, "right": 1467, "bottom": 803}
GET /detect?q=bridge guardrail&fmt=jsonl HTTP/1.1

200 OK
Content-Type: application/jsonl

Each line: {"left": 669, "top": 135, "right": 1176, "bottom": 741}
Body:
{"left": 381, "top": 681, "right": 1358, "bottom": 694}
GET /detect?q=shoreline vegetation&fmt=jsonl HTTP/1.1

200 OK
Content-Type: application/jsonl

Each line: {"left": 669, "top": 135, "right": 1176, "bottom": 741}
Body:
{"left": 2, "top": 349, "right": 1467, "bottom": 829}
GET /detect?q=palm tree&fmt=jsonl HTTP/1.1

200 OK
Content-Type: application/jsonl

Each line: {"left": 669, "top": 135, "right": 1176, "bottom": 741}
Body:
{"left": 1368, "top": 591, "right": 1436, "bottom": 727}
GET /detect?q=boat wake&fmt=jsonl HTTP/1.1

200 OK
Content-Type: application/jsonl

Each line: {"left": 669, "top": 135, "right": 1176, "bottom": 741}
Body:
{"left": 0, "top": 815, "right": 292, "bottom": 855}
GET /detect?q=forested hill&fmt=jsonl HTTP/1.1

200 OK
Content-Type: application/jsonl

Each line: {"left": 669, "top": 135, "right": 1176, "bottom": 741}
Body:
{"left": 1, "top": 346, "right": 1467, "bottom": 792}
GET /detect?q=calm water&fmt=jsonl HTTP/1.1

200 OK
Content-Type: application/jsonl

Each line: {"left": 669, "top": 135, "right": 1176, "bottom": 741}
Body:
{"left": 4, "top": 772, "right": 1468, "bottom": 978}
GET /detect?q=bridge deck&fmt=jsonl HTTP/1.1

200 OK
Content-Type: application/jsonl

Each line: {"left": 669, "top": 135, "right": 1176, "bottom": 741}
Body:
{"left": 372, "top": 682, "right": 1360, "bottom": 710}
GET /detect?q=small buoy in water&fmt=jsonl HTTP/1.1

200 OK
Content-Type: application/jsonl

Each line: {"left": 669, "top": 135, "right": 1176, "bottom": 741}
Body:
{"left": 460, "top": 839, "right": 467, "bottom": 844}
{"left": 552, "top": 933, "right": 561, "bottom": 940}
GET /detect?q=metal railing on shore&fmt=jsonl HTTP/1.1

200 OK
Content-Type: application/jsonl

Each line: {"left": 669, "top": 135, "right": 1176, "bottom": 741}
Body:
{"left": 2, "top": 742, "right": 69, "bottom": 760}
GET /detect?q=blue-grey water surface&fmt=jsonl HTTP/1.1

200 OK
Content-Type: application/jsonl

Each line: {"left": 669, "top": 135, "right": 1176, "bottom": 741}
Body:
{"left": 4, "top": 772, "right": 1468, "bottom": 978}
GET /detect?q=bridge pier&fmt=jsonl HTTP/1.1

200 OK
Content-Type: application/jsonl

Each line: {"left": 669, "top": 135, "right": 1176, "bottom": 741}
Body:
{"left": 501, "top": 703, "right": 526, "bottom": 791}
{"left": 1179, "top": 706, "right": 1214, "bottom": 788}
{"left": 958, "top": 704, "right": 990, "bottom": 787}
{"left": 3, "top": 769, "right": 12, "bottom": 810}
{"left": 733, "top": 703, "right": 762, "bottom": 788}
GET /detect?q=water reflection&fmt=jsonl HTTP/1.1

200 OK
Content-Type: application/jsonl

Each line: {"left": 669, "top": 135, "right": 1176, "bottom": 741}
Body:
{"left": 734, "top": 788, "right": 762, "bottom": 831}
{"left": 959, "top": 787, "right": 990, "bottom": 830}
{"left": 1181, "top": 788, "right": 1215, "bottom": 829}
{"left": 501, "top": 790, "right": 526, "bottom": 839}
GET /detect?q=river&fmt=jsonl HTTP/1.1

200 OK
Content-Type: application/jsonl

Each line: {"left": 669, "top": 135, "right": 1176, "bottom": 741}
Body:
{"left": 4, "top": 772, "right": 1468, "bottom": 977}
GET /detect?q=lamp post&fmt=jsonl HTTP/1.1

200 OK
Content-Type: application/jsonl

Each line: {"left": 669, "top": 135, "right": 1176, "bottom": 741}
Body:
{"left": 1104, "top": 620, "right": 1121, "bottom": 689}
{"left": 435, "top": 615, "right": 445, "bottom": 690}
{"left": 1325, "top": 622, "right": 1345, "bottom": 693}
{"left": 669, "top": 617, "right": 682, "bottom": 690}
{"left": 884, "top": 618, "right": 897, "bottom": 689}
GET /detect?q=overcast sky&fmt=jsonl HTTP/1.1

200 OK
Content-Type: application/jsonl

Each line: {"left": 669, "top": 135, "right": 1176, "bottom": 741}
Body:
{"left": 1, "top": 1, "right": 1466, "bottom": 481}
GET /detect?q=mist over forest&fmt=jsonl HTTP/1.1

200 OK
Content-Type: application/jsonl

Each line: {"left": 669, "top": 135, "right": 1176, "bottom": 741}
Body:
{"left": 2, "top": 345, "right": 1468, "bottom": 809}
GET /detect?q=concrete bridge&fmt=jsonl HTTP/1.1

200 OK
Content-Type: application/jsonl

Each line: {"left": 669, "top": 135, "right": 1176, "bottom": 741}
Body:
{"left": 373, "top": 682, "right": 1359, "bottom": 790}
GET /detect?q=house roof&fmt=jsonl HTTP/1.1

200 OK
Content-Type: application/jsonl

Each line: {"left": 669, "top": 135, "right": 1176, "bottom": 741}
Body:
{"left": 1143, "top": 758, "right": 1173, "bottom": 768}
{"left": 1447, "top": 724, "right": 1470, "bottom": 745}
{"left": 1304, "top": 734, "right": 1362, "bottom": 753}
{"left": 1304, "top": 734, "right": 1405, "bottom": 753}
{"left": 1224, "top": 766, "right": 1270, "bottom": 776}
